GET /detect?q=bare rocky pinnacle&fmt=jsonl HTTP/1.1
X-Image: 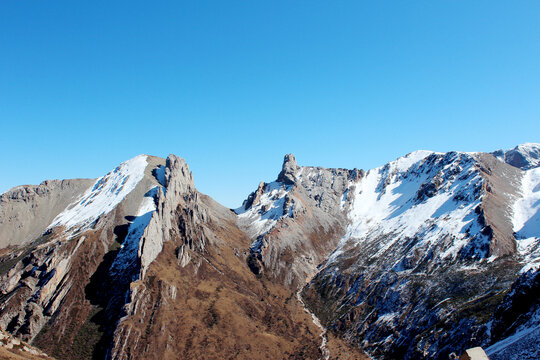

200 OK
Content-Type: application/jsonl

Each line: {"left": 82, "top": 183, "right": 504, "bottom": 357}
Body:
{"left": 0, "top": 144, "right": 538, "bottom": 360}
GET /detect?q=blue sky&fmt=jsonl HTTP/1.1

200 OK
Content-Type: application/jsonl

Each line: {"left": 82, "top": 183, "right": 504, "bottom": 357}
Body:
{"left": 1, "top": 1, "right": 539, "bottom": 207}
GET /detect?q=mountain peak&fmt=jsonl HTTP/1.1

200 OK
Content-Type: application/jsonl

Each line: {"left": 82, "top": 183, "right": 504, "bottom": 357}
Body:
{"left": 164, "top": 154, "right": 194, "bottom": 190}
{"left": 492, "top": 142, "right": 540, "bottom": 170}
{"left": 277, "top": 153, "right": 299, "bottom": 185}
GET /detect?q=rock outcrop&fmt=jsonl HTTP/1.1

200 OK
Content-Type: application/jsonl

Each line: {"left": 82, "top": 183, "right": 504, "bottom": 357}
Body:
{"left": 236, "top": 153, "right": 363, "bottom": 288}
{"left": 0, "top": 155, "right": 165, "bottom": 359}
{"left": 0, "top": 328, "right": 52, "bottom": 359}
{"left": 0, "top": 179, "right": 95, "bottom": 248}
{"left": 492, "top": 143, "right": 540, "bottom": 170}
{"left": 138, "top": 154, "right": 202, "bottom": 277}
{"left": 0, "top": 144, "right": 538, "bottom": 360}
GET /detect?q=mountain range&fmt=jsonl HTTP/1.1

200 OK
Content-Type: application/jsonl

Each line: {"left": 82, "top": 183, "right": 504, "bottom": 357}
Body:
{"left": 0, "top": 143, "right": 539, "bottom": 359}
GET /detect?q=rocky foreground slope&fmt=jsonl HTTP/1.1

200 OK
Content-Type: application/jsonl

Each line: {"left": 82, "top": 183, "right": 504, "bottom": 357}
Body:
{"left": 0, "top": 143, "right": 538, "bottom": 359}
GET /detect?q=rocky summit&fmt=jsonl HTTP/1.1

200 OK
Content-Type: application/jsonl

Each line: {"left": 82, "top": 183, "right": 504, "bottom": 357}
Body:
{"left": 0, "top": 144, "right": 539, "bottom": 360}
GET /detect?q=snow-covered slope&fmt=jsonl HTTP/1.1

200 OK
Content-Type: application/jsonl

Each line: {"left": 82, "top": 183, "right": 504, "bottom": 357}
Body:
{"left": 235, "top": 181, "right": 294, "bottom": 241}
{"left": 487, "top": 309, "right": 540, "bottom": 360}
{"left": 110, "top": 186, "right": 159, "bottom": 278}
{"left": 338, "top": 151, "right": 487, "bottom": 265}
{"left": 291, "top": 147, "right": 540, "bottom": 359}
{"left": 49, "top": 155, "right": 149, "bottom": 231}
{"left": 492, "top": 143, "right": 540, "bottom": 170}
{"left": 513, "top": 167, "right": 540, "bottom": 272}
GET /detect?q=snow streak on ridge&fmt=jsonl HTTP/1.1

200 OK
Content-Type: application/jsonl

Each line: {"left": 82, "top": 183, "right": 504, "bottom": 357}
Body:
{"left": 50, "top": 155, "right": 149, "bottom": 230}
{"left": 513, "top": 167, "right": 540, "bottom": 272}
{"left": 329, "top": 151, "right": 487, "bottom": 266}
{"left": 110, "top": 186, "right": 158, "bottom": 279}
{"left": 235, "top": 182, "right": 293, "bottom": 240}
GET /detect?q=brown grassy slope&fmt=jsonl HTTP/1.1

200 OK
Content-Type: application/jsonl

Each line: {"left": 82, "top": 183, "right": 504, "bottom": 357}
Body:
{"left": 114, "top": 216, "right": 323, "bottom": 359}
{"left": 111, "top": 188, "right": 371, "bottom": 360}
{"left": 0, "top": 346, "right": 51, "bottom": 360}
{"left": 326, "top": 332, "right": 370, "bottom": 360}
{"left": 32, "top": 228, "right": 111, "bottom": 359}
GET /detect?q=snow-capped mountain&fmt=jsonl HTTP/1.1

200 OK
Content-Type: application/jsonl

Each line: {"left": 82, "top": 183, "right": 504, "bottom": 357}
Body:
{"left": 0, "top": 154, "right": 337, "bottom": 360}
{"left": 492, "top": 143, "right": 540, "bottom": 170}
{"left": 0, "top": 143, "right": 538, "bottom": 360}
{"left": 237, "top": 143, "right": 540, "bottom": 359}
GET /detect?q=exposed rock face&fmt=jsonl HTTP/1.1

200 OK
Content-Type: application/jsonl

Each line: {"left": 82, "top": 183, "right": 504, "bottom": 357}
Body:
{"left": 492, "top": 143, "right": 540, "bottom": 170}
{"left": 236, "top": 153, "right": 363, "bottom": 288}
{"left": 474, "top": 153, "right": 522, "bottom": 257}
{"left": 0, "top": 179, "right": 95, "bottom": 248}
{"left": 0, "top": 155, "right": 165, "bottom": 359}
{"left": 277, "top": 153, "right": 300, "bottom": 185}
{"left": 0, "top": 144, "right": 538, "bottom": 360}
{"left": 0, "top": 328, "right": 52, "bottom": 359}
{"left": 138, "top": 154, "right": 202, "bottom": 277}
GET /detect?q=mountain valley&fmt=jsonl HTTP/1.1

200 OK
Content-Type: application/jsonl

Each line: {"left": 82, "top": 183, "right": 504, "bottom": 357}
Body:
{"left": 0, "top": 144, "right": 539, "bottom": 359}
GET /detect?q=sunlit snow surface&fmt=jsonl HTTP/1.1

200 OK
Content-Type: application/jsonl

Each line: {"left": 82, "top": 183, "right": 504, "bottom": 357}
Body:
{"left": 329, "top": 150, "right": 485, "bottom": 265}
{"left": 513, "top": 167, "right": 540, "bottom": 272}
{"left": 49, "top": 155, "right": 149, "bottom": 230}
{"left": 514, "top": 143, "right": 540, "bottom": 169}
{"left": 235, "top": 182, "right": 292, "bottom": 240}
{"left": 487, "top": 307, "right": 540, "bottom": 360}
{"left": 109, "top": 186, "right": 158, "bottom": 278}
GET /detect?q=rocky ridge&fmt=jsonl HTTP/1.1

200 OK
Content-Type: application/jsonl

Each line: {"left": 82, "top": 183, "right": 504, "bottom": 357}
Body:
{"left": 236, "top": 153, "right": 363, "bottom": 288}
{"left": 237, "top": 144, "right": 539, "bottom": 359}
{"left": 0, "top": 143, "right": 538, "bottom": 359}
{"left": 0, "top": 179, "right": 95, "bottom": 249}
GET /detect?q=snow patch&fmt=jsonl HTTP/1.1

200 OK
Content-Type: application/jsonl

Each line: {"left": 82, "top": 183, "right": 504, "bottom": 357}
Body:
{"left": 343, "top": 151, "right": 484, "bottom": 262}
{"left": 487, "top": 307, "right": 540, "bottom": 360}
{"left": 154, "top": 165, "right": 166, "bottom": 187}
{"left": 513, "top": 167, "right": 540, "bottom": 272}
{"left": 50, "top": 155, "right": 149, "bottom": 230}
{"left": 235, "top": 182, "right": 292, "bottom": 239}
{"left": 110, "top": 186, "right": 158, "bottom": 278}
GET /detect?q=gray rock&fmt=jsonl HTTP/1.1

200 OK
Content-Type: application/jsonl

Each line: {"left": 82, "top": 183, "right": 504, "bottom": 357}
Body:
{"left": 0, "top": 179, "right": 95, "bottom": 248}
{"left": 277, "top": 154, "right": 300, "bottom": 185}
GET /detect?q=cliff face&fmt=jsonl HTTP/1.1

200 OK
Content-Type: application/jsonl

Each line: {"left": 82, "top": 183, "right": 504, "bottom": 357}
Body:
{"left": 0, "top": 144, "right": 538, "bottom": 360}
{"left": 0, "top": 179, "right": 95, "bottom": 249}
{"left": 299, "top": 149, "right": 538, "bottom": 359}
{"left": 236, "top": 154, "right": 363, "bottom": 288}
{"left": 0, "top": 155, "right": 165, "bottom": 359}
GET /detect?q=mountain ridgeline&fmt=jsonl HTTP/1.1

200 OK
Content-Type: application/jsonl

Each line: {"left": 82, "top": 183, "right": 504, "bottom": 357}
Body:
{"left": 0, "top": 144, "right": 539, "bottom": 359}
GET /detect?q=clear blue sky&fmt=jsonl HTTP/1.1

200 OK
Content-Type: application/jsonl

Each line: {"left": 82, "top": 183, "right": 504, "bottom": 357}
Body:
{"left": 1, "top": 1, "right": 539, "bottom": 207}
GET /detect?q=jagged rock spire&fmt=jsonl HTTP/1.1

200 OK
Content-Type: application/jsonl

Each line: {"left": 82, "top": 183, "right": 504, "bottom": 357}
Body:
{"left": 138, "top": 154, "right": 200, "bottom": 277}
{"left": 277, "top": 153, "right": 299, "bottom": 185}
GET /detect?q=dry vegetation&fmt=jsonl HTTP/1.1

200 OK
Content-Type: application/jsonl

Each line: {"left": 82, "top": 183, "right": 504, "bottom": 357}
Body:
{"left": 116, "top": 227, "right": 324, "bottom": 359}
